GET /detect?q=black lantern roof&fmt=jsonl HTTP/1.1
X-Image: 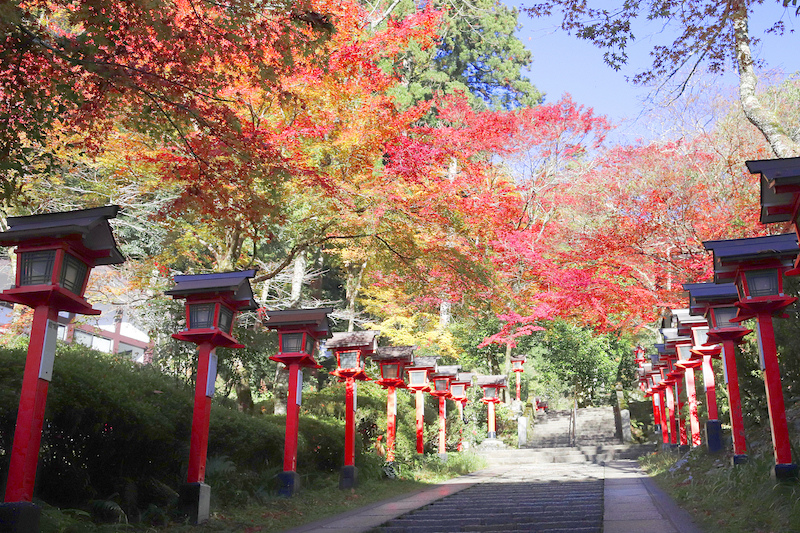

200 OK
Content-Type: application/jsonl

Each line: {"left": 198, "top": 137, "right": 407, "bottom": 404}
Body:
{"left": 408, "top": 355, "right": 438, "bottom": 371}
{"left": 703, "top": 234, "right": 799, "bottom": 282}
{"left": 326, "top": 330, "right": 379, "bottom": 353}
{"left": 373, "top": 345, "right": 415, "bottom": 363}
{"left": 683, "top": 282, "right": 739, "bottom": 315}
{"left": 261, "top": 307, "right": 333, "bottom": 339}
{"left": 166, "top": 270, "right": 257, "bottom": 309}
{"left": 476, "top": 375, "right": 507, "bottom": 388}
{"left": 434, "top": 365, "right": 460, "bottom": 377}
{"left": 0, "top": 206, "right": 124, "bottom": 265}
{"left": 746, "top": 157, "right": 800, "bottom": 224}
{"left": 510, "top": 353, "right": 527, "bottom": 363}
{"left": 453, "top": 372, "right": 474, "bottom": 385}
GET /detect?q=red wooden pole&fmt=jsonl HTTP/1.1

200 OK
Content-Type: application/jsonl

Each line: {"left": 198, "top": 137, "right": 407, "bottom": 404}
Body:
{"left": 283, "top": 363, "right": 301, "bottom": 472}
{"left": 684, "top": 368, "right": 701, "bottom": 447}
{"left": 457, "top": 401, "right": 464, "bottom": 452}
{"left": 344, "top": 378, "right": 355, "bottom": 467}
{"left": 676, "top": 379, "right": 688, "bottom": 447}
{"left": 438, "top": 396, "right": 446, "bottom": 454}
{"left": 651, "top": 393, "right": 661, "bottom": 430}
{"left": 665, "top": 384, "right": 677, "bottom": 446}
{"left": 755, "top": 312, "right": 793, "bottom": 468}
{"left": 515, "top": 372, "right": 521, "bottom": 402}
{"left": 487, "top": 401, "right": 496, "bottom": 439}
{"left": 721, "top": 339, "right": 747, "bottom": 458}
{"left": 415, "top": 390, "right": 424, "bottom": 454}
{"left": 386, "top": 386, "right": 397, "bottom": 462}
{"left": 5, "top": 305, "right": 58, "bottom": 503}
{"left": 701, "top": 355, "right": 719, "bottom": 420}
{"left": 658, "top": 391, "right": 669, "bottom": 445}
{"left": 187, "top": 343, "right": 215, "bottom": 483}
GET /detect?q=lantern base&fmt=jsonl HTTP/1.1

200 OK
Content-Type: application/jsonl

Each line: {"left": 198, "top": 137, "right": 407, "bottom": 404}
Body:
{"left": 178, "top": 482, "right": 211, "bottom": 525}
{"left": 0, "top": 502, "right": 40, "bottom": 533}
{"left": 339, "top": 465, "right": 358, "bottom": 490}
{"left": 487, "top": 431, "right": 497, "bottom": 439}
{"left": 438, "top": 453, "right": 448, "bottom": 462}
{"left": 678, "top": 444, "right": 691, "bottom": 453}
{"left": 771, "top": 463, "right": 799, "bottom": 481}
{"left": 732, "top": 454, "right": 749, "bottom": 466}
{"left": 705, "top": 420, "right": 724, "bottom": 453}
{"left": 278, "top": 471, "right": 301, "bottom": 497}
{"left": 653, "top": 424, "right": 661, "bottom": 437}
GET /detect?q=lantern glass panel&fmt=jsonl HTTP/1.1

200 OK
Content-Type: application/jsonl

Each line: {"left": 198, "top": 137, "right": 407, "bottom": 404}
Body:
{"left": 59, "top": 253, "right": 88, "bottom": 295}
{"left": 643, "top": 362, "right": 653, "bottom": 373}
{"left": 305, "top": 335, "right": 315, "bottom": 356}
{"left": 409, "top": 369, "right": 427, "bottom": 387}
{"left": 19, "top": 250, "right": 56, "bottom": 286}
{"left": 451, "top": 384, "right": 465, "bottom": 399}
{"left": 434, "top": 378, "right": 449, "bottom": 392}
{"left": 484, "top": 387, "right": 498, "bottom": 399}
{"left": 338, "top": 350, "right": 360, "bottom": 370}
{"left": 382, "top": 363, "right": 399, "bottom": 380}
{"left": 677, "top": 345, "right": 691, "bottom": 360}
{"left": 281, "top": 332, "right": 304, "bottom": 353}
{"left": 217, "top": 305, "right": 234, "bottom": 333}
{"left": 745, "top": 269, "right": 779, "bottom": 297}
{"left": 189, "top": 303, "right": 215, "bottom": 329}
{"left": 712, "top": 306, "right": 738, "bottom": 328}
{"left": 512, "top": 361, "right": 523, "bottom": 371}
{"left": 692, "top": 327, "right": 709, "bottom": 347}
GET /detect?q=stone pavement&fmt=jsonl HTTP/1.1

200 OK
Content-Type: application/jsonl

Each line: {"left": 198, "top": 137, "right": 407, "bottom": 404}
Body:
{"left": 281, "top": 458, "right": 702, "bottom": 533}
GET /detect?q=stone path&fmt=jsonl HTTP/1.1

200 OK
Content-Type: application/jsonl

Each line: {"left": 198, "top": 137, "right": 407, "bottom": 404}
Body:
{"left": 282, "top": 457, "right": 703, "bottom": 533}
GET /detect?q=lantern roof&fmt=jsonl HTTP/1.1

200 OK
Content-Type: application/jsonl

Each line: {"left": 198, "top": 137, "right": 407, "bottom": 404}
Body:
{"left": 326, "top": 330, "right": 379, "bottom": 355}
{"left": 408, "top": 355, "right": 438, "bottom": 371}
{"left": 703, "top": 234, "right": 799, "bottom": 282}
{"left": 746, "top": 157, "right": 800, "bottom": 224}
{"left": 373, "top": 345, "right": 415, "bottom": 363}
{"left": 453, "top": 372, "right": 474, "bottom": 386}
{"left": 683, "top": 282, "right": 739, "bottom": 315}
{"left": 510, "top": 353, "right": 527, "bottom": 363}
{"left": 476, "top": 375, "right": 507, "bottom": 388}
{"left": 166, "top": 270, "right": 257, "bottom": 310}
{"left": 0, "top": 206, "right": 124, "bottom": 265}
{"left": 261, "top": 307, "right": 333, "bottom": 339}
{"left": 434, "top": 365, "right": 460, "bottom": 377}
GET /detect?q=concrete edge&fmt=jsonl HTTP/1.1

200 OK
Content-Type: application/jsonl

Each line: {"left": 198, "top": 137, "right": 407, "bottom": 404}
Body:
{"left": 280, "top": 466, "right": 508, "bottom": 533}
{"left": 640, "top": 474, "right": 704, "bottom": 533}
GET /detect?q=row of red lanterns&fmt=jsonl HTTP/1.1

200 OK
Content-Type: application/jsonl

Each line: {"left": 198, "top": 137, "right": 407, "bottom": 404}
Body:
{"left": 0, "top": 206, "right": 521, "bottom": 529}
{"left": 636, "top": 156, "right": 800, "bottom": 481}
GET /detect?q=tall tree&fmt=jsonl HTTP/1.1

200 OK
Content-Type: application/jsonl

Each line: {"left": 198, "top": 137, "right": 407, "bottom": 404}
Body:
{"left": 523, "top": 0, "right": 800, "bottom": 156}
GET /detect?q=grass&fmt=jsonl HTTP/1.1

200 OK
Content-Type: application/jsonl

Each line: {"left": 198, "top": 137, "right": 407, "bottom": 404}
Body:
{"left": 640, "top": 446, "right": 800, "bottom": 533}
{"left": 40, "top": 452, "right": 488, "bottom": 533}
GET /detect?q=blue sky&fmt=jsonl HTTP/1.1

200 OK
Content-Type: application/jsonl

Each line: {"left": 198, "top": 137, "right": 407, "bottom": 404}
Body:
{"left": 503, "top": 1, "right": 800, "bottom": 142}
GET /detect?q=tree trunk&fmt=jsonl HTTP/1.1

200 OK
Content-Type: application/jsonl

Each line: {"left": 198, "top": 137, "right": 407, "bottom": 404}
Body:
{"left": 734, "top": 7, "right": 800, "bottom": 158}
{"left": 289, "top": 251, "right": 306, "bottom": 307}
{"left": 345, "top": 261, "right": 367, "bottom": 332}
{"left": 233, "top": 358, "right": 255, "bottom": 413}
{"left": 439, "top": 299, "right": 451, "bottom": 328}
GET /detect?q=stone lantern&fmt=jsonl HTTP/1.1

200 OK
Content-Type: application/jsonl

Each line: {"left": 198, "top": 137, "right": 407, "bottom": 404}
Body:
{"left": 327, "top": 330, "right": 379, "bottom": 489}
{"left": 704, "top": 233, "right": 799, "bottom": 479}
{"left": 262, "top": 308, "right": 333, "bottom": 496}
{"left": 0, "top": 206, "right": 123, "bottom": 532}
{"left": 166, "top": 270, "right": 256, "bottom": 523}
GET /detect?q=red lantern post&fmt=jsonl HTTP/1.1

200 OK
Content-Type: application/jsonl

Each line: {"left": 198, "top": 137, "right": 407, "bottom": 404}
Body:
{"left": 430, "top": 365, "right": 459, "bottom": 458}
{"left": 477, "top": 375, "right": 507, "bottom": 440}
{"left": 166, "top": 270, "right": 256, "bottom": 523}
{"left": 510, "top": 354, "right": 526, "bottom": 402}
{"left": 373, "top": 346, "right": 415, "bottom": 465}
{"left": 327, "top": 330, "right": 379, "bottom": 489}
{"left": 262, "top": 308, "right": 333, "bottom": 496}
{"left": 450, "top": 372, "right": 473, "bottom": 452}
{"left": 0, "top": 207, "right": 124, "bottom": 532}
{"left": 406, "top": 356, "right": 438, "bottom": 454}
{"left": 704, "top": 233, "right": 799, "bottom": 479}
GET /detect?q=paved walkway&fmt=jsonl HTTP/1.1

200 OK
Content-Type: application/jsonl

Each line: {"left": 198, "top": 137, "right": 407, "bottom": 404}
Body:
{"left": 282, "top": 459, "right": 702, "bottom": 533}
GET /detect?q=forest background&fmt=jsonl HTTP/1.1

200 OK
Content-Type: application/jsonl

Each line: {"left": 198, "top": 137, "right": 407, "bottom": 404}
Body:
{"left": 1, "top": 0, "right": 799, "bottom": 429}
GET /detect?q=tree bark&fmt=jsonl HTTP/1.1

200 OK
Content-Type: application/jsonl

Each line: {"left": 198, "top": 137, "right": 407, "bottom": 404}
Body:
{"left": 289, "top": 251, "right": 306, "bottom": 307}
{"left": 345, "top": 261, "right": 367, "bottom": 332}
{"left": 734, "top": 7, "right": 800, "bottom": 158}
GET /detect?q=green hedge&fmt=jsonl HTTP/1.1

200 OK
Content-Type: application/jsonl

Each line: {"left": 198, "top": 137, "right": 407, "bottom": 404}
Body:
{"left": 0, "top": 345, "right": 349, "bottom": 514}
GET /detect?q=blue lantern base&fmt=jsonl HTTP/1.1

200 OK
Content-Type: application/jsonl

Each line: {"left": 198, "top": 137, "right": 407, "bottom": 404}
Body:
{"left": 339, "top": 466, "right": 358, "bottom": 490}
{"left": 178, "top": 482, "right": 211, "bottom": 525}
{"left": 278, "top": 471, "right": 301, "bottom": 497}
{"left": 0, "top": 502, "right": 40, "bottom": 533}
{"left": 771, "top": 463, "right": 799, "bottom": 481}
{"left": 705, "top": 420, "right": 724, "bottom": 453}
